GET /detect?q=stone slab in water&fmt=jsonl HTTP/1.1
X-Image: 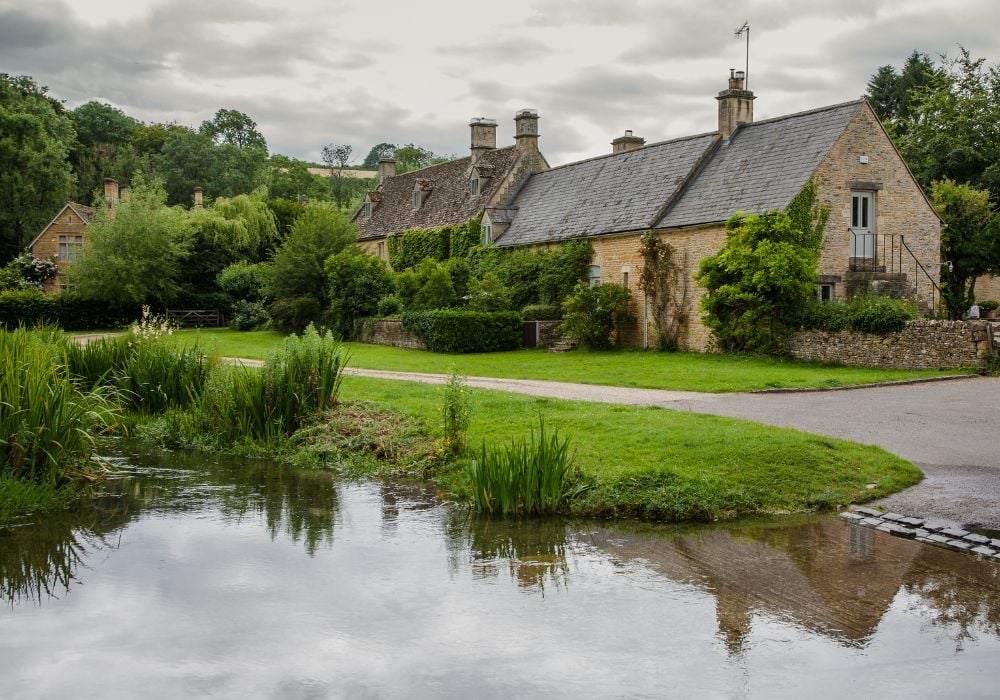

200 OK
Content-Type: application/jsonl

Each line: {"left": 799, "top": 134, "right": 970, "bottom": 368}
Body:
{"left": 941, "top": 528, "right": 971, "bottom": 538}
{"left": 852, "top": 507, "right": 883, "bottom": 518}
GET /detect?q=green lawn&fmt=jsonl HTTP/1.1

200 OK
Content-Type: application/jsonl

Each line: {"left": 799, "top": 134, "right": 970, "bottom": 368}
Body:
{"left": 340, "top": 375, "right": 922, "bottom": 520}
{"left": 175, "top": 328, "right": 967, "bottom": 393}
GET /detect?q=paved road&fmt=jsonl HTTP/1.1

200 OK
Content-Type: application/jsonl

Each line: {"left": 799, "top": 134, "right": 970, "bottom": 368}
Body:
{"left": 326, "top": 366, "right": 1000, "bottom": 530}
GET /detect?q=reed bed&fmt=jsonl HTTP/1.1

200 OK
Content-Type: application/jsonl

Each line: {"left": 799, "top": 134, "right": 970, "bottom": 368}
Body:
{"left": 0, "top": 327, "right": 117, "bottom": 486}
{"left": 468, "top": 421, "right": 575, "bottom": 516}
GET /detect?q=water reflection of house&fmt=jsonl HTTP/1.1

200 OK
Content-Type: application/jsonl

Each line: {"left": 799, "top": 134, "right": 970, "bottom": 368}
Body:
{"left": 577, "top": 519, "right": 920, "bottom": 653}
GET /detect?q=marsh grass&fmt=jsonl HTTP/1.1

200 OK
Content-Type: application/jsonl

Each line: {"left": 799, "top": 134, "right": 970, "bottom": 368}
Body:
{"left": 0, "top": 328, "right": 118, "bottom": 486}
{"left": 468, "top": 420, "right": 577, "bottom": 516}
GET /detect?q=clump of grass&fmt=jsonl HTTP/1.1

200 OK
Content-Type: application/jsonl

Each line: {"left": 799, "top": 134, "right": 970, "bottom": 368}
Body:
{"left": 441, "top": 371, "right": 471, "bottom": 455}
{"left": 0, "top": 327, "right": 118, "bottom": 486}
{"left": 468, "top": 420, "right": 576, "bottom": 516}
{"left": 0, "top": 475, "right": 80, "bottom": 527}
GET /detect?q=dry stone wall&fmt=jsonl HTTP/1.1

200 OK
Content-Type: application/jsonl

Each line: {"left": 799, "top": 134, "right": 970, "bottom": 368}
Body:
{"left": 358, "top": 318, "right": 426, "bottom": 350}
{"left": 787, "top": 320, "right": 991, "bottom": 370}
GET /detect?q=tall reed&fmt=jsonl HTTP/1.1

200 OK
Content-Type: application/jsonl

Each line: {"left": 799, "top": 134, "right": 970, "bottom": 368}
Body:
{"left": 200, "top": 325, "right": 345, "bottom": 446}
{"left": 468, "top": 420, "right": 575, "bottom": 516}
{"left": 0, "top": 328, "right": 117, "bottom": 485}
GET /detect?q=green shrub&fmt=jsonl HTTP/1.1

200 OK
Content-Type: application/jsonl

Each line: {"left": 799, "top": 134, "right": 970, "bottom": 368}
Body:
{"left": 796, "top": 298, "right": 850, "bottom": 332}
{"left": 387, "top": 227, "right": 450, "bottom": 270}
{"left": 267, "top": 295, "right": 324, "bottom": 334}
{"left": 401, "top": 310, "right": 522, "bottom": 353}
{"left": 559, "top": 282, "right": 633, "bottom": 349}
{"left": 376, "top": 295, "right": 402, "bottom": 316}
{"left": 468, "top": 272, "right": 513, "bottom": 312}
{"left": 325, "top": 250, "right": 394, "bottom": 337}
{"left": 521, "top": 303, "right": 562, "bottom": 320}
{"left": 218, "top": 261, "right": 269, "bottom": 304}
{"left": 0, "top": 290, "right": 143, "bottom": 330}
{"left": 411, "top": 259, "right": 457, "bottom": 310}
{"left": 847, "top": 294, "right": 915, "bottom": 334}
{"left": 979, "top": 299, "right": 999, "bottom": 311}
{"left": 229, "top": 300, "right": 268, "bottom": 330}
{"left": 446, "top": 258, "right": 472, "bottom": 301}
{"left": 469, "top": 240, "right": 592, "bottom": 310}
{"left": 450, "top": 219, "right": 481, "bottom": 259}
{"left": 467, "top": 420, "right": 575, "bottom": 516}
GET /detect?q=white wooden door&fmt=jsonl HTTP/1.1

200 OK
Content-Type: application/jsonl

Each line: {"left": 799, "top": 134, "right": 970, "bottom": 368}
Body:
{"left": 850, "top": 192, "right": 875, "bottom": 258}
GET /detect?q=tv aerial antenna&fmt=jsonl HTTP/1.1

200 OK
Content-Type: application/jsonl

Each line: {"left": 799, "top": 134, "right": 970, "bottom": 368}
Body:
{"left": 735, "top": 22, "right": 750, "bottom": 89}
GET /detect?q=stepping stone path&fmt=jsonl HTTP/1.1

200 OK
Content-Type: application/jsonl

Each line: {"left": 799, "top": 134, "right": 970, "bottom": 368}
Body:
{"left": 841, "top": 507, "right": 1000, "bottom": 561}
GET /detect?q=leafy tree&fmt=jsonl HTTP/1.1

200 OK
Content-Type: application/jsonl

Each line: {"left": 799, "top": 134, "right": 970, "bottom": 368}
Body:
{"left": 69, "top": 176, "right": 192, "bottom": 305}
{"left": 412, "top": 261, "right": 457, "bottom": 310}
{"left": 322, "top": 143, "right": 355, "bottom": 207}
{"left": 200, "top": 109, "right": 267, "bottom": 151}
{"left": 69, "top": 101, "right": 144, "bottom": 204}
{"left": 0, "top": 74, "right": 76, "bottom": 262}
{"left": 931, "top": 179, "right": 1000, "bottom": 318}
{"left": 885, "top": 48, "right": 1000, "bottom": 197}
{"left": 183, "top": 188, "right": 278, "bottom": 292}
{"left": 695, "top": 182, "right": 828, "bottom": 353}
{"left": 394, "top": 143, "right": 447, "bottom": 174}
{"left": 157, "top": 129, "right": 268, "bottom": 205}
{"left": 70, "top": 101, "right": 138, "bottom": 148}
{"left": 866, "top": 51, "right": 945, "bottom": 131}
{"left": 131, "top": 122, "right": 192, "bottom": 157}
{"left": 324, "top": 249, "right": 394, "bottom": 336}
{"left": 266, "top": 198, "right": 306, "bottom": 238}
{"left": 559, "top": 282, "right": 633, "bottom": 349}
{"left": 361, "top": 142, "right": 397, "bottom": 169}
{"left": 265, "top": 201, "right": 355, "bottom": 303}
{"left": 218, "top": 261, "right": 270, "bottom": 304}
{"left": 267, "top": 154, "right": 331, "bottom": 201}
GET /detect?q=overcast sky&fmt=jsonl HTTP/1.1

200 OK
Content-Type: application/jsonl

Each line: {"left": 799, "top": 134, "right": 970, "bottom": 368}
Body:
{"left": 2, "top": 0, "right": 998, "bottom": 166}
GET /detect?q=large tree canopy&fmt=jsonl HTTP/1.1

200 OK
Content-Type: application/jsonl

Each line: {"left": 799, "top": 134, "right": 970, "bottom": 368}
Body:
{"left": 69, "top": 176, "right": 192, "bottom": 305}
{"left": 199, "top": 109, "right": 268, "bottom": 152}
{"left": 0, "top": 74, "right": 76, "bottom": 262}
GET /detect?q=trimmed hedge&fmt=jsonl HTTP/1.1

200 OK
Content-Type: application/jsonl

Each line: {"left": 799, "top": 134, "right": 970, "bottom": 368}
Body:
{"left": 521, "top": 303, "right": 562, "bottom": 321}
{"left": 0, "top": 290, "right": 144, "bottom": 330}
{"left": 401, "top": 310, "right": 522, "bottom": 353}
{"left": 797, "top": 295, "right": 916, "bottom": 335}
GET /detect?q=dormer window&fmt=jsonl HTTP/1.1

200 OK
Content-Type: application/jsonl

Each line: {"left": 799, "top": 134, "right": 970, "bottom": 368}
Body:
{"left": 361, "top": 190, "right": 382, "bottom": 218}
{"left": 413, "top": 179, "right": 433, "bottom": 209}
{"left": 482, "top": 223, "right": 493, "bottom": 244}
{"left": 362, "top": 201, "right": 373, "bottom": 218}
{"left": 469, "top": 178, "right": 481, "bottom": 196}
{"left": 470, "top": 165, "right": 493, "bottom": 197}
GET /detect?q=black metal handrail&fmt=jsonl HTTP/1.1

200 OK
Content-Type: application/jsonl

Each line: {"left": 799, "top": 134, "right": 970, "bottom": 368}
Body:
{"left": 848, "top": 230, "right": 903, "bottom": 272}
{"left": 899, "top": 236, "right": 943, "bottom": 313}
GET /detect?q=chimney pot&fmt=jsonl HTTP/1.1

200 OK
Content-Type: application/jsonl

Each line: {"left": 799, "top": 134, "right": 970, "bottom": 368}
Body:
{"left": 514, "top": 109, "right": 540, "bottom": 151}
{"left": 611, "top": 131, "right": 645, "bottom": 154}
{"left": 469, "top": 117, "right": 497, "bottom": 165}
{"left": 716, "top": 70, "right": 755, "bottom": 139}
{"left": 378, "top": 157, "right": 396, "bottom": 181}
{"left": 103, "top": 177, "right": 119, "bottom": 206}
{"left": 193, "top": 186, "right": 204, "bottom": 209}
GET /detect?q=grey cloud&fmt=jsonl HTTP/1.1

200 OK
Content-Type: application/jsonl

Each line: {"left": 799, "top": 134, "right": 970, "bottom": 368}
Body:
{"left": 437, "top": 36, "right": 554, "bottom": 64}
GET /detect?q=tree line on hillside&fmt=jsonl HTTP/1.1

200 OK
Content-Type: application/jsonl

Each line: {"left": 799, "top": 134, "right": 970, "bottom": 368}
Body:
{"left": 0, "top": 73, "right": 448, "bottom": 263}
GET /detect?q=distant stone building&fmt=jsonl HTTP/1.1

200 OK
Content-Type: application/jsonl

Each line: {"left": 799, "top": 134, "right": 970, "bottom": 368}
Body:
{"left": 356, "top": 71, "right": 942, "bottom": 350}
{"left": 27, "top": 178, "right": 122, "bottom": 293}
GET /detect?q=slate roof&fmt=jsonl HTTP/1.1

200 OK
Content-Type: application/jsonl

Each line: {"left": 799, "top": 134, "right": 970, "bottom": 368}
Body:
{"left": 495, "top": 133, "right": 718, "bottom": 247}
{"left": 493, "top": 99, "right": 865, "bottom": 247}
{"left": 355, "top": 146, "right": 519, "bottom": 240}
{"left": 657, "top": 100, "right": 864, "bottom": 228}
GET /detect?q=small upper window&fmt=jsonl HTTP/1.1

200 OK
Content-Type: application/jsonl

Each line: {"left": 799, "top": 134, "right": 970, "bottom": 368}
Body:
{"left": 470, "top": 178, "right": 481, "bottom": 196}
{"left": 816, "top": 284, "right": 833, "bottom": 303}
{"left": 66, "top": 215, "right": 73, "bottom": 224}
{"left": 413, "top": 191, "right": 421, "bottom": 209}
{"left": 588, "top": 265, "right": 602, "bottom": 287}
{"left": 482, "top": 224, "right": 493, "bottom": 245}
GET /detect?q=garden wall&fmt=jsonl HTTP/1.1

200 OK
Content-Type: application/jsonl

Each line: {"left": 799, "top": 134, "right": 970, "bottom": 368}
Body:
{"left": 787, "top": 320, "right": 992, "bottom": 370}
{"left": 358, "top": 318, "right": 426, "bottom": 350}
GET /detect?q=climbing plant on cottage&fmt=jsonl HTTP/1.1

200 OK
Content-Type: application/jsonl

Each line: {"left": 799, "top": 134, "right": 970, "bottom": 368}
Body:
{"left": 696, "top": 181, "right": 829, "bottom": 354}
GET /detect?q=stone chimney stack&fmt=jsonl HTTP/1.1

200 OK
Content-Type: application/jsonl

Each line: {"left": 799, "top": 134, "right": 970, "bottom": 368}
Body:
{"left": 103, "top": 177, "right": 119, "bottom": 207}
{"left": 193, "top": 186, "right": 204, "bottom": 209}
{"left": 514, "top": 109, "right": 540, "bottom": 152}
{"left": 378, "top": 157, "right": 396, "bottom": 181}
{"left": 716, "top": 68, "right": 754, "bottom": 140}
{"left": 612, "top": 130, "right": 645, "bottom": 154}
{"left": 469, "top": 118, "right": 497, "bottom": 165}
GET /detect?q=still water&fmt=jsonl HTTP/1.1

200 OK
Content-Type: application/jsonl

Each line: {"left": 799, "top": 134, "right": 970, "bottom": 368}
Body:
{"left": 2, "top": 448, "right": 999, "bottom": 699}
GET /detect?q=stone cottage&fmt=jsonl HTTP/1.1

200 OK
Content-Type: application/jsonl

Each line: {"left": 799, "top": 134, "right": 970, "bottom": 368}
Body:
{"left": 355, "top": 71, "right": 942, "bottom": 350}
{"left": 28, "top": 178, "right": 122, "bottom": 293}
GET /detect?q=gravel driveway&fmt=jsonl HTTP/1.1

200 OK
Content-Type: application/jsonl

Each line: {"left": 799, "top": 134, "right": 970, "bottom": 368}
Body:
{"left": 338, "top": 367, "right": 1000, "bottom": 530}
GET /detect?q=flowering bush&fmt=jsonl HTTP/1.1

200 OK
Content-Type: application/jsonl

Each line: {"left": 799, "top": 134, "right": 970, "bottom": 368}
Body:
{"left": 130, "top": 305, "right": 175, "bottom": 342}
{"left": 0, "top": 253, "right": 58, "bottom": 291}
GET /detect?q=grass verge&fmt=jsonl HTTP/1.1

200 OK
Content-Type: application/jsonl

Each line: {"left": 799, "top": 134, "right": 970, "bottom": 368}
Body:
{"left": 174, "top": 328, "right": 967, "bottom": 393}
{"left": 335, "top": 375, "right": 922, "bottom": 521}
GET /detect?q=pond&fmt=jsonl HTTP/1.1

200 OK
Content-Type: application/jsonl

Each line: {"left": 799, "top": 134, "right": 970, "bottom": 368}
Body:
{"left": 2, "top": 447, "right": 999, "bottom": 698}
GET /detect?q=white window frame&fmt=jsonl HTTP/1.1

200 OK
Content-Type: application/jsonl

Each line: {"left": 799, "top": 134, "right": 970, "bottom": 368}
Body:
{"left": 588, "top": 265, "right": 602, "bottom": 287}
{"left": 482, "top": 223, "right": 493, "bottom": 244}
{"left": 470, "top": 178, "right": 481, "bottom": 196}
{"left": 362, "top": 201, "right": 373, "bottom": 218}
{"left": 412, "top": 191, "right": 422, "bottom": 209}
{"left": 59, "top": 235, "right": 83, "bottom": 263}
